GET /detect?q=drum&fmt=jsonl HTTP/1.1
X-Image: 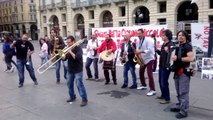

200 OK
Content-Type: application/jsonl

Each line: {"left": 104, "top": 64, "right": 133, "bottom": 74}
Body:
{"left": 103, "top": 60, "right": 114, "bottom": 70}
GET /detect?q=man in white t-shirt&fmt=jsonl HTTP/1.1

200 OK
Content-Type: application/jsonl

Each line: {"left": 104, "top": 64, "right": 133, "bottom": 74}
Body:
{"left": 135, "top": 29, "right": 156, "bottom": 96}
{"left": 85, "top": 34, "right": 99, "bottom": 80}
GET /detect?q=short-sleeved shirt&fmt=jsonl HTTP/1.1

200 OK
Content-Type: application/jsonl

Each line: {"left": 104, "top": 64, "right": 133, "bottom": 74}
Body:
{"left": 14, "top": 40, "right": 34, "bottom": 59}
{"left": 173, "top": 42, "right": 192, "bottom": 72}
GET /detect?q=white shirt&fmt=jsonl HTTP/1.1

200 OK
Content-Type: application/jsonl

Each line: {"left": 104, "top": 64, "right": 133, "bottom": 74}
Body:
{"left": 136, "top": 37, "right": 155, "bottom": 64}
{"left": 41, "top": 42, "right": 48, "bottom": 54}
{"left": 86, "top": 39, "right": 99, "bottom": 59}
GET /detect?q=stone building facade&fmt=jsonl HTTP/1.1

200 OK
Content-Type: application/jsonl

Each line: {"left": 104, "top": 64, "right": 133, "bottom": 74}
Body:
{"left": 0, "top": 0, "right": 38, "bottom": 40}
{"left": 36, "top": 0, "right": 213, "bottom": 39}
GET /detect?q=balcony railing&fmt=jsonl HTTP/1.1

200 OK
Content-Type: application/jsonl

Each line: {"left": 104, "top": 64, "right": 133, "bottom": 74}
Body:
{"left": 56, "top": 1, "right": 66, "bottom": 8}
{"left": 111, "top": 0, "right": 128, "bottom": 3}
{"left": 39, "top": 5, "right": 46, "bottom": 11}
{"left": 71, "top": 0, "right": 113, "bottom": 8}
{"left": 71, "top": 1, "right": 89, "bottom": 8}
{"left": 93, "top": 0, "right": 112, "bottom": 5}
{"left": 46, "top": 3, "right": 56, "bottom": 10}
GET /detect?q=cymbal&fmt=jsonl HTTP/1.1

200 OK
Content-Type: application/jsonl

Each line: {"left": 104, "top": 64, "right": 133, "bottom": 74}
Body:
{"left": 100, "top": 50, "right": 114, "bottom": 61}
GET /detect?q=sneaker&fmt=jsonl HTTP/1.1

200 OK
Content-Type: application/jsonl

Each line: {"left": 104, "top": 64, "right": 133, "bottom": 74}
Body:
{"left": 113, "top": 81, "right": 117, "bottom": 85}
{"left": 66, "top": 97, "right": 76, "bottom": 103}
{"left": 95, "top": 78, "right": 99, "bottom": 81}
{"left": 86, "top": 77, "right": 92, "bottom": 80}
{"left": 4, "top": 69, "right": 9, "bottom": 72}
{"left": 80, "top": 100, "right": 88, "bottom": 107}
{"left": 159, "top": 100, "right": 170, "bottom": 104}
{"left": 34, "top": 81, "right": 38, "bottom": 85}
{"left": 18, "top": 84, "right": 23, "bottom": 88}
{"left": 156, "top": 96, "right": 164, "bottom": 99}
{"left": 137, "top": 85, "right": 147, "bottom": 90}
{"left": 170, "top": 108, "right": 180, "bottom": 112}
{"left": 56, "top": 80, "right": 60, "bottom": 84}
{"left": 176, "top": 113, "right": 188, "bottom": 119}
{"left": 121, "top": 84, "right": 128, "bottom": 88}
{"left": 129, "top": 85, "right": 137, "bottom": 89}
{"left": 146, "top": 90, "right": 156, "bottom": 96}
{"left": 9, "top": 67, "right": 15, "bottom": 72}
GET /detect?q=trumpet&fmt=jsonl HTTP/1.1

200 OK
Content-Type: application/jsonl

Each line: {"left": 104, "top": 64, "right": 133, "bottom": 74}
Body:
{"left": 37, "top": 39, "right": 84, "bottom": 74}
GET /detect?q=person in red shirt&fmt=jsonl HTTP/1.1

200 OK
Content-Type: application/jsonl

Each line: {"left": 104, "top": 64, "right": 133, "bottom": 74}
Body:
{"left": 97, "top": 34, "right": 117, "bottom": 85}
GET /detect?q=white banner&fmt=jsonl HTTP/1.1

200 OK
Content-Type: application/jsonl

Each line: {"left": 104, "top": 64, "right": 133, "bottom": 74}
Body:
{"left": 92, "top": 25, "right": 167, "bottom": 49}
{"left": 191, "top": 23, "right": 209, "bottom": 52}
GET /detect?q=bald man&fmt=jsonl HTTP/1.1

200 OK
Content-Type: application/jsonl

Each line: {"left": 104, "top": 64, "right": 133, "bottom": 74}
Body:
{"left": 120, "top": 34, "right": 137, "bottom": 89}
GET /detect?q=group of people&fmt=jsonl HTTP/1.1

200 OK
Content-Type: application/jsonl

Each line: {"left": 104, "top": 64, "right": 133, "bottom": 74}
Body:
{"left": 1, "top": 28, "right": 194, "bottom": 118}
{"left": 84, "top": 29, "right": 194, "bottom": 119}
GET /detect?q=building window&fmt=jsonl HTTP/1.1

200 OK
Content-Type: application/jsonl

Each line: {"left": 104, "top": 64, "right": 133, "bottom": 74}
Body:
{"left": 210, "top": 0, "right": 213, "bottom": 9}
{"left": 89, "top": 24, "right": 94, "bottom": 28}
{"left": 31, "top": 0, "right": 34, "bottom": 3}
{"left": 158, "top": 18, "right": 166, "bottom": 24}
{"left": 119, "top": 21, "right": 126, "bottom": 26}
{"left": 62, "top": 26, "right": 67, "bottom": 37}
{"left": 89, "top": 11, "right": 94, "bottom": 19}
{"left": 22, "top": 14, "right": 24, "bottom": 21}
{"left": 119, "top": 7, "right": 126, "bottom": 17}
{"left": 209, "top": 15, "right": 213, "bottom": 23}
{"left": 21, "top": 5, "right": 23, "bottom": 12}
{"left": 43, "top": 16, "right": 46, "bottom": 23}
{"left": 158, "top": 1, "right": 166, "bottom": 13}
{"left": 62, "top": 14, "right": 66, "bottom": 22}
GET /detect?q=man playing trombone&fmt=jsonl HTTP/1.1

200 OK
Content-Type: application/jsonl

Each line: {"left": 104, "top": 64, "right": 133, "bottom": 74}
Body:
{"left": 10, "top": 34, "right": 38, "bottom": 88}
{"left": 120, "top": 33, "right": 137, "bottom": 89}
{"left": 63, "top": 36, "right": 88, "bottom": 107}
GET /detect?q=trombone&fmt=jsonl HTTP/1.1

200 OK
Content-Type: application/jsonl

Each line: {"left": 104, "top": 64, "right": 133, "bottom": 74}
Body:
{"left": 37, "top": 39, "right": 84, "bottom": 74}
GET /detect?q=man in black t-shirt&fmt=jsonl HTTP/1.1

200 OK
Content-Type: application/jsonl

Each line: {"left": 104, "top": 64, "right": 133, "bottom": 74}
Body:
{"left": 10, "top": 34, "right": 38, "bottom": 88}
{"left": 171, "top": 30, "right": 193, "bottom": 119}
{"left": 63, "top": 36, "right": 88, "bottom": 107}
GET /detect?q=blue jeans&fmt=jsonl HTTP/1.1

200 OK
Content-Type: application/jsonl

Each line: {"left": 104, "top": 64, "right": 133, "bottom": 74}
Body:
{"left": 40, "top": 53, "right": 48, "bottom": 66}
{"left": 55, "top": 59, "right": 68, "bottom": 81}
{"left": 85, "top": 57, "right": 99, "bottom": 79}
{"left": 67, "top": 71, "right": 87, "bottom": 101}
{"left": 159, "top": 68, "right": 171, "bottom": 101}
{"left": 123, "top": 61, "right": 137, "bottom": 86}
{"left": 16, "top": 58, "right": 37, "bottom": 84}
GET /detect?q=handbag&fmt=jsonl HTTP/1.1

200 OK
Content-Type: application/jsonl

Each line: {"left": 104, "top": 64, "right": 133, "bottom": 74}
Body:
{"left": 39, "top": 52, "right": 46, "bottom": 59}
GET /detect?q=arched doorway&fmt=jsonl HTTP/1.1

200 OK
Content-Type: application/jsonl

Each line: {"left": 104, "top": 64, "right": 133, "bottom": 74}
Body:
{"left": 133, "top": 6, "right": 150, "bottom": 25}
{"left": 176, "top": 1, "right": 198, "bottom": 34}
{"left": 30, "top": 24, "right": 38, "bottom": 40}
{"left": 74, "top": 14, "right": 85, "bottom": 39}
{"left": 22, "top": 25, "right": 26, "bottom": 34}
{"left": 49, "top": 15, "right": 60, "bottom": 34}
{"left": 102, "top": 11, "right": 113, "bottom": 27}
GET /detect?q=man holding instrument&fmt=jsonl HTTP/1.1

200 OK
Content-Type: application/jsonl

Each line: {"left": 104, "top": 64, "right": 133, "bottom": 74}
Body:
{"left": 135, "top": 29, "right": 156, "bottom": 96}
{"left": 85, "top": 34, "right": 99, "bottom": 81}
{"left": 63, "top": 36, "right": 88, "bottom": 107}
{"left": 97, "top": 34, "right": 117, "bottom": 85}
{"left": 155, "top": 29, "right": 174, "bottom": 104}
{"left": 120, "top": 33, "right": 137, "bottom": 89}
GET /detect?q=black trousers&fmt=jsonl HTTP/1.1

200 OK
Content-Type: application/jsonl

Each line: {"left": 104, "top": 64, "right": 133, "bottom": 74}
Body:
{"left": 103, "top": 68, "right": 116, "bottom": 83}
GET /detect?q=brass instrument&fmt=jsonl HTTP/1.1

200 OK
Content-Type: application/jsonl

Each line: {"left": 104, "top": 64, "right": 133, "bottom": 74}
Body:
{"left": 51, "top": 37, "right": 60, "bottom": 62}
{"left": 131, "top": 43, "right": 145, "bottom": 66}
{"left": 121, "top": 52, "right": 126, "bottom": 65}
{"left": 37, "top": 39, "right": 84, "bottom": 74}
